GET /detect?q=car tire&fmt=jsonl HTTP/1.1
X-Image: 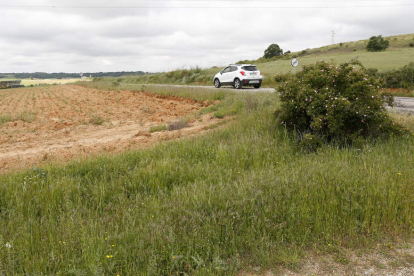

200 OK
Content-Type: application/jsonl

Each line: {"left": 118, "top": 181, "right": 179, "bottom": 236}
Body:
{"left": 253, "top": 84, "right": 261, "bottom": 89}
{"left": 234, "top": 78, "right": 242, "bottom": 89}
{"left": 214, "top": 78, "right": 221, "bottom": 88}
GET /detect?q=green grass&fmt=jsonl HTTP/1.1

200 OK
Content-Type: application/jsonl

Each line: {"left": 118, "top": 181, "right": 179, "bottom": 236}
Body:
{"left": 0, "top": 114, "right": 12, "bottom": 124}
{"left": 260, "top": 48, "right": 414, "bottom": 77}
{"left": 0, "top": 112, "right": 36, "bottom": 124}
{"left": 76, "top": 81, "right": 235, "bottom": 102}
{"left": 88, "top": 34, "right": 414, "bottom": 89}
{"left": 18, "top": 112, "right": 36, "bottom": 123}
{"left": 150, "top": 124, "right": 168, "bottom": 133}
{"left": 1, "top": 85, "right": 414, "bottom": 275}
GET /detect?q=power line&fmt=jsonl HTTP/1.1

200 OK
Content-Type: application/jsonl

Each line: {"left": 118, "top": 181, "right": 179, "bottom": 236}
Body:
{"left": 0, "top": 4, "right": 413, "bottom": 9}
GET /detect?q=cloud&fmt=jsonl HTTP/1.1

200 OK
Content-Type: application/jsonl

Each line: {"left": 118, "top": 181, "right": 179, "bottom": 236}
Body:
{"left": 0, "top": 0, "right": 413, "bottom": 72}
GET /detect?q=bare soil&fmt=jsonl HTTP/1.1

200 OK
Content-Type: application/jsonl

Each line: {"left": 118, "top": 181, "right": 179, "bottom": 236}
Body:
{"left": 240, "top": 242, "right": 414, "bottom": 276}
{"left": 0, "top": 85, "right": 224, "bottom": 172}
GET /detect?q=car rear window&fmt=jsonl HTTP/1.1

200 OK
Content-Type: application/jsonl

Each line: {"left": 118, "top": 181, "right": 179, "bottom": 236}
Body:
{"left": 241, "top": 66, "right": 258, "bottom": 71}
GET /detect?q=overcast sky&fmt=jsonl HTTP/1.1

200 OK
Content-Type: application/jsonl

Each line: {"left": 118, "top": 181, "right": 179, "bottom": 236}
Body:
{"left": 0, "top": 0, "right": 413, "bottom": 73}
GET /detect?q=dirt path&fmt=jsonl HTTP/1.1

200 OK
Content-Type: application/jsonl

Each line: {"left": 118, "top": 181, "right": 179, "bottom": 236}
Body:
{"left": 240, "top": 242, "right": 414, "bottom": 276}
{"left": 0, "top": 85, "right": 224, "bottom": 172}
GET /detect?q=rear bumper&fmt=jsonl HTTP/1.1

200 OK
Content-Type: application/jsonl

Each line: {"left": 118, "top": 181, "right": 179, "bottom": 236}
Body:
{"left": 241, "top": 79, "right": 262, "bottom": 85}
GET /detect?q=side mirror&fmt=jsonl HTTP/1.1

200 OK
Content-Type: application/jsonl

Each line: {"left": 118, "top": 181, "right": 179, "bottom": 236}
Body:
{"left": 220, "top": 72, "right": 222, "bottom": 75}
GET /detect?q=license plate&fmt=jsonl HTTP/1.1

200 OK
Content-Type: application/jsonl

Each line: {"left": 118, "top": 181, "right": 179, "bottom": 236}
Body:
{"left": 250, "top": 72, "right": 257, "bottom": 76}
{"left": 250, "top": 80, "right": 259, "bottom": 84}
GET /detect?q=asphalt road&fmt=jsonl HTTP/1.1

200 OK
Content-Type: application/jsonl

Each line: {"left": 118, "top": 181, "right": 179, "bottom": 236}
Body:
{"left": 146, "top": 84, "right": 414, "bottom": 114}
{"left": 390, "top": 97, "right": 414, "bottom": 114}
{"left": 215, "top": 86, "right": 414, "bottom": 114}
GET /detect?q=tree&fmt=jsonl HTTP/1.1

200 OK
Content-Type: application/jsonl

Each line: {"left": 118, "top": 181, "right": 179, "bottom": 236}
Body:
{"left": 263, "top": 43, "right": 283, "bottom": 59}
{"left": 366, "top": 35, "right": 389, "bottom": 52}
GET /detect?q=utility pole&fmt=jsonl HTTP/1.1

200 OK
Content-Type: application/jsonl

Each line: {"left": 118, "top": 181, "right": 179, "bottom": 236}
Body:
{"left": 332, "top": 30, "right": 336, "bottom": 45}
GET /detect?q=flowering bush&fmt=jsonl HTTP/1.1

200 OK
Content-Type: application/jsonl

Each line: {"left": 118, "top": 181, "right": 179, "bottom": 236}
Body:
{"left": 276, "top": 60, "right": 406, "bottom": 148}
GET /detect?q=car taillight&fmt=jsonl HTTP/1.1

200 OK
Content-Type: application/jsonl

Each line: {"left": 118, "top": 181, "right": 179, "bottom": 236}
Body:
{"left": 260, "top": 71, "right": 262, "bottom": 76}
{"left": 240, "top": 71, "right": 246, "bottom": 76}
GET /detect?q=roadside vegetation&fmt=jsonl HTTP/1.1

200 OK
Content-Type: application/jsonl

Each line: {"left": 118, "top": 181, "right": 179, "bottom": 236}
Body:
{"left": 276, "top": 60, "right": 407, "bottom": 150}
{"left": 1, "top": 67, "right": 414, "bottom": 274}
{"left": 88, "top": 34, "right": 414, "bottom": 96}
{"left": 77, "top": 81, "right": 234, "bottom": 103}
{"left": 368, "top": 62, "right": 414, "bottom": 96}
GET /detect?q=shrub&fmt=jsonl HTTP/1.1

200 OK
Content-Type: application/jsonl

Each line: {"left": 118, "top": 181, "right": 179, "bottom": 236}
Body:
{"left": 112, "top": 78, "right": 122, "bottom": 86}
{"left": 276, "top": 60, "right": 406, "bottom": 149}
{"left": 366, "top": 68, "right": 379, "bottom": 78}
{"left": 274, "top": 73, "right": 292, "bottom": 83}
{"left": 409, "top": 42, "right": 414, "bottom": 47}
{"left": 380, "top": 62, "right": 414, "bottom": 90}
{"left": 366, "top": 35, "right": 389, "bottom": 52}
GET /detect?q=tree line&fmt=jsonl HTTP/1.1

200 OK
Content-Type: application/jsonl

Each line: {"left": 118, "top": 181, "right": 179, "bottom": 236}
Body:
{"left": 0, "top": 71, "right": 147, "bottom": 79}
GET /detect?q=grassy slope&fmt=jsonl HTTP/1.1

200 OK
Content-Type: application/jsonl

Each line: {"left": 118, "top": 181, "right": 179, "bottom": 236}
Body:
{"left": 246, "top": 33, "right": 414, "bottom": 76}
{"left": 260, "top": 48, "right": 414, "bottom": 75}
{"left": 1, "top": 85, "right": 414, "bottom": 275}
{"left": 100, "top": 33, "right": 414, "bottom": 88}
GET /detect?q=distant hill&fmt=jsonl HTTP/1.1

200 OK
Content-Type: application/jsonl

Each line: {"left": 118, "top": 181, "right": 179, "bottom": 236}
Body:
{"left": 81, "top": 33, "right": 414, "bottom": 88}
{"left": 0, "top": 71, "right": 148, "bottom": 79}
{"left": 237, "top": 33, "right": 414, "bottom": 66}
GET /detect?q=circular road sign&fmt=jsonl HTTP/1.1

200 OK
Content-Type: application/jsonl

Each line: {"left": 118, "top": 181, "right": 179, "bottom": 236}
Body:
{"left": 291, "top": 58, "right": 299, "bottom": 67}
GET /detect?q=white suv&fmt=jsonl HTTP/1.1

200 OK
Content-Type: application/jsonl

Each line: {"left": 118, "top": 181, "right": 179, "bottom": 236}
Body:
{"left": 213, "top": 64, "right": 263, "bottom": 89}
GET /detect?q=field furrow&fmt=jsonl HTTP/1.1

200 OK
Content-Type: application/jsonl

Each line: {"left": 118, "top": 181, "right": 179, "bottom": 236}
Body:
{"left": 0, "top": 84, "right": 221, "bottom": 171}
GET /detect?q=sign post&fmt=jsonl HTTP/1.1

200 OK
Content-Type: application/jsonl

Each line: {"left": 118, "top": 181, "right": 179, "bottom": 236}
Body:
{"left": 291, "top": 58, "right": 299, "bottom": 74}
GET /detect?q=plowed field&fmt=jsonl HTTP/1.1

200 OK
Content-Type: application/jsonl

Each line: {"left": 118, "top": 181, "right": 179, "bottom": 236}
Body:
{"left": 0, "top": 85, "right": 223, "bottom": 171}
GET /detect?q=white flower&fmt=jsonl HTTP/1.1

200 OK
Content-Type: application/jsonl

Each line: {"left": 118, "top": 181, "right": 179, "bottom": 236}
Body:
{"left": 5, "top": 242, "right": 12, "bottom": 248}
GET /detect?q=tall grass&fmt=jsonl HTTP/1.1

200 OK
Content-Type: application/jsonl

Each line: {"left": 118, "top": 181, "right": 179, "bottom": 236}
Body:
{"left": 1, "top": 89, "right": 414, "bottom": 275}
{"left": 76, "top": 81, "right": 234, "bottom": 102}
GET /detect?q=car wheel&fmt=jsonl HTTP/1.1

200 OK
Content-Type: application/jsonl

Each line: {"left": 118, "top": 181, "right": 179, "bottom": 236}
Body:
{"left": 234, "top": 78, "right": 242, "bottom": 89}
{"left": 253, "top": 84, "right": 261, "bottom": 89}
{"left": 214, "top": 78, "right": 221, "bottom": 88}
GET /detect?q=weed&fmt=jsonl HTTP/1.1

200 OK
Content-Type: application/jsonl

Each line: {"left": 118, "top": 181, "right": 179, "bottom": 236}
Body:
{"left": 89, "top": 115, "right": 104, "bottom": 125}
{"left": 150, "top": 124, "right": 168, "bottom": 133}
{"left": 18, "top": 112, "right": 36, "bottom": 123}
{"left": 141, "top": 105, "right": 156, "bottom": 114}
{"left": 168, "top": 118, "right": 189, "bottom": 130}
{"left": 0, "top": 114, "right": 12, "bottom": 124}
{"left": 245, "top": 95, "right": 259, "bottom": 111}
